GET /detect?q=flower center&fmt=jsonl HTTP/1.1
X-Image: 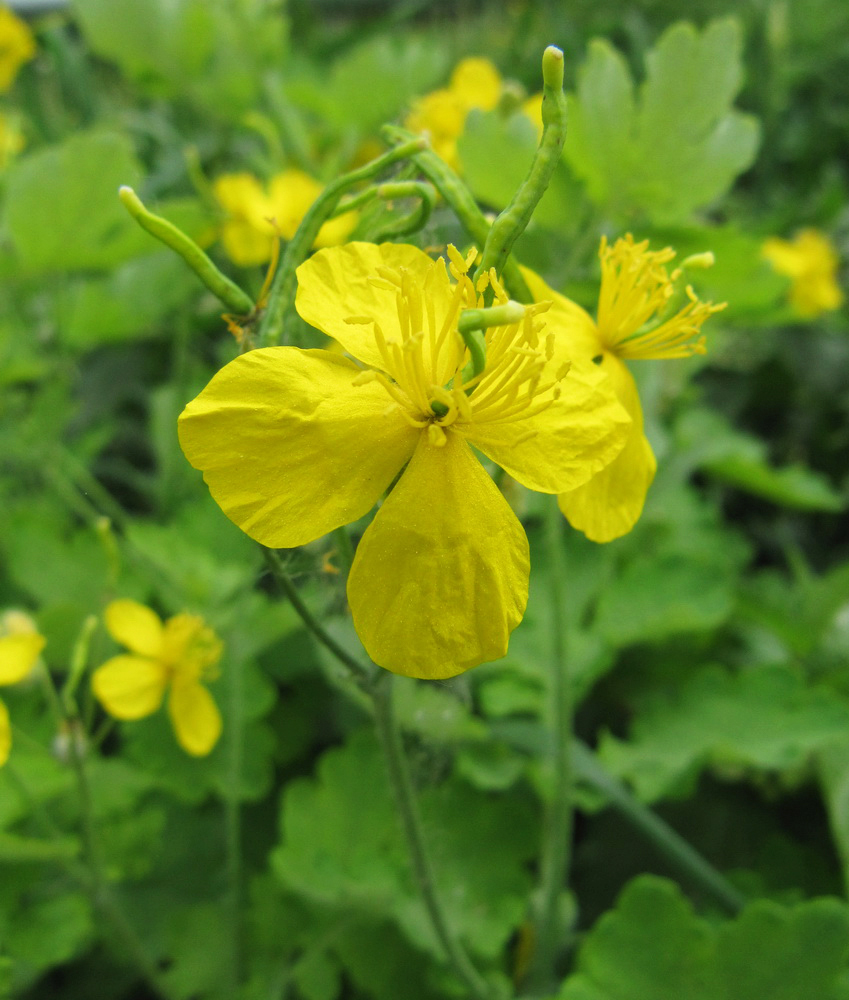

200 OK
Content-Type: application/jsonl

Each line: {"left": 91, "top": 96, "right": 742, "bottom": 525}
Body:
{"left": 346, "top": 246, "right": 568, "bottom": 446}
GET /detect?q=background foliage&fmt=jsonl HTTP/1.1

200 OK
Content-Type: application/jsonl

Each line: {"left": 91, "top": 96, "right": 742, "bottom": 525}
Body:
{"left": 1, "top": 0, "right": 848, "bottom": 998}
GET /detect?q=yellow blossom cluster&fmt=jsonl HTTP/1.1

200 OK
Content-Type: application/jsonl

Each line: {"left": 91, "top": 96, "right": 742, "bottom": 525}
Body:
{"left": 0, "top": 5, "right": 35, "bottom": 92}
{"left": 0, "top": 610, "right": 44, "bottom": 766}
{"left": 213, "top": 170, "right": 357, "bottom": 267}
{"left": 406, "top": 57, "right": 541, "bottom": 170}
{"left": 762, "top": 229, "right": 844, "bottom": 318}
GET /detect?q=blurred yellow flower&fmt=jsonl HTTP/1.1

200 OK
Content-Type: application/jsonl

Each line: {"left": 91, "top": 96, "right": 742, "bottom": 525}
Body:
{"left": 762, "top": 228, "right": 844, "bottom": 318}
{"left": 0, "top": 110, "right": 24, "bottom": 169}
{"left": 92, "top": 600, "right": 223, "bottom": 756}
{"left": 179, "top": 242, "right": 630, "bottom": 679}
{"left": 213, "top": 169, "right": 357, "bottom": 267}
{"left": 525, "top": 235, "right": 725, "bottom": 543}
{"left": 406, "top": 56, "right": 539, "bottom": 170}
{"left": 0, "top": 610, "right": 45, "bottom": 767}
{"left": 0, "top": 5, "right": 36, "bottom": 92}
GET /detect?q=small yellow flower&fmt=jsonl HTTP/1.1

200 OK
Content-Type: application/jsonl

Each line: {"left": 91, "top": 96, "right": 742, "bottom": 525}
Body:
{"left": 524, "top": 235, "right": 726, "bottom": 543}
{"left": 0, "top": 5, "right": 36, "bottom": 93}
{"left": 0, "top": 109, "right": 24, "bottom": 169}
{"left": 407, "top": 56, "right": 532, "bottom": 170}
{"left": 0, "top": 610, "right": 45, "bottom": 767}
{"left": 762, "top": 229, "right": 844, "bottom": 318}
{"left": 92, "top": 600, "right": 223, "bottom": 756}
{"left": 179, "top": 242, "right": 630, "bottom": 679}
{"left": 213, "top": 169, "right": 357, "bottom": 267}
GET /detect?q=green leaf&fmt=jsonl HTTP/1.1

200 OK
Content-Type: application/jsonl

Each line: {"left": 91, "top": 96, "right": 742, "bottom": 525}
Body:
{"left": 2, "top": 129, "right": 148, "bottom": 274}
{"left": 675, "top": 408, "right": 844, "bottom": 512}
{"left": 73, "top": 0, "right": 287, "bottom": 116}
{"left": 289, "top": 35, "right": 447, "bottom": 136}
{"left": 593, "top": 555, "right": 734, "bottom": 647}
{"left": 0, "top": 878, "right": 93, "bottom": 993}
{"left": 559, "top": 875, "right": 849, "bottom": 1000}
{"left": 817, "top": 736, "right": 849, "bottom": 893}
{"left": 56, "top": 251, "right": 203, "bottom": 350}
{"left": 565, "top": 19, "right": 760, "bottom": 223}
{"left": 599, "top": 665, "right": 849, "bottom": 802}
{"left": 272, "top": 727, "right": 537, "bottom": 962}
{"left": 0, "top": 831, "right": 80, "bottom": 863}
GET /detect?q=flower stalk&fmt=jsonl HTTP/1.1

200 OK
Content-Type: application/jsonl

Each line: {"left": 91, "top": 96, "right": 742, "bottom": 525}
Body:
{"left": 526, "top": 495, "right": 575, "bottom": 992}
{"left": 381, "top": 122, "right": 532, "bottom": 303}
{"left": 261, "top": 544, "right": 495, "bottom": 999}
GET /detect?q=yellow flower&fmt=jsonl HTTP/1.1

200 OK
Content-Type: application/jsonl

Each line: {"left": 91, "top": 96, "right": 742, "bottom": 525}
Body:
{"left": 0, "top": 5, "right": 35, "bottom": 92}
{"left": 762, "top": 228, "right": 844, "bottom": 318}
{"left": 178, "top": 242, "right": 630, "bottom": 679}
{"left": 406, "top": 57, "right": 507, "bottom": 170}
{"left": 524, "top": 235, "right": 725, "bottom": 543}
{"left": 0, "top": 110, "right": 24, "bottom": 169}
{"left": 213, "top": 169, "right": 357, "bottom": 267}
{"left": 0, "top": 610, "right": 45, "bottom": 767}
{"left": 92, "top": 600, "right": 223, "bottom": 756}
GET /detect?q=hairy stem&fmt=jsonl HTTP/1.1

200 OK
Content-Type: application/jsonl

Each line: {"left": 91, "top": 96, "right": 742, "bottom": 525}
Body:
{"left": 527, "top": 496, "right": 574, "bottom": 992}
{"left": 261, "top": 545, "right": 495, "bottom": 999}
{"left": 371, "top": 673, "right": 496, "bottom": 1000}
{"left": 573, "top": 742, "right": 746, "bottom": 914}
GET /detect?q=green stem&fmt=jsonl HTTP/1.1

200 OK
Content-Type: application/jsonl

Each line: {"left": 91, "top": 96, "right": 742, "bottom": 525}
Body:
{"left": 381, "top": 124, "right": 532, "bottom": 304}
{"left": 225, "top": 635, "right": 245, "bottom": 991}
{"left": 261, "top": 548, "right": 371, "bottom": 685}
{"left": 573, "top": 742, "right": 746, "bottom": 914}
{"left": 331, "top": 527, "right": 355, "bottom": 576}
{"left": 371, "top": 674, "right": 495, "bottom": 1000}
{"left": 474, "top": 46, "right": 567, "bottom": 290}
{"left": 527, "top": 496, "right": 574, "bottom": 992}
{"left": 118, "top": 187, "right": 254, "bottom": 315}
{"left": 261, "top": 545, "right": 493, "bottom": 999}
{"left": 258, "top": 138, "right": 427, "bottom": 347}
{"left": 66, "top": 730, "right": 174, "bottom": 997}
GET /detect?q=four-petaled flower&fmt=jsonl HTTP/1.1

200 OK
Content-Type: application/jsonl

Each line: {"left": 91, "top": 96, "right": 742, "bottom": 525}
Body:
{"left": 92, "top": 600, "right": 223, "bottom": 756}
{"left": 213, "top": 170, "right": 357, "bottom": 267}
{"left": 178, "top": 242, "right": 630, "bottom": 679}
{"left": 524, "top": 234, "right": 726, "bottom": 542}
{"left": 762, "top": 229, "right": 844, "bottom": 319}
{"left": 0, "top": 610, "right": 44, "bottom": 766}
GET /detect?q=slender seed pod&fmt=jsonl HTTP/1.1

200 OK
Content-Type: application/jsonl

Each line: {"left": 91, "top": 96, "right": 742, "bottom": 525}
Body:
{"left": 118, "top": 186, "right": 255, "bottom": 315}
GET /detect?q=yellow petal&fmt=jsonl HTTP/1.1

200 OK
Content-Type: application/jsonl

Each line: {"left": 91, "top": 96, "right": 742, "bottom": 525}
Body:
{"left": 178, "top": 347, "right": 419, "bottom": 548}
{"left": 450, "top": 57, "right": 502, "bottom": 111}
{"left": 168, "top": 682, "right": 222, "bottom": 756}
{"left": 348, "top": 432, "right": 529, "bottom": 679}
{"left": 92, "top": 655, "right": 167, "bottom": 719}
{"left": 0, "top": 699, "right": 10, "bottom": 767}
{"left": 268, "top": 169, "right": 323, "bottom": 241}
{"left": 105, "top": 600, "right": 164, "bottom": 657}
{"left": 463, "top": 355, "right": 631, "bottom": 493}
{"left": 0, "top": 7, "right": 36, "bottom": 93}
{"left": 0, "top": 632, "right": 44, "bottom": 685}
{"left": 558, "top": 356, "right": 656, "bottom": 542}
{"left": 295, "top": 243, "right": 456, "bottom": 378}
{"left": 521, "top": 265, "right": 602, "bottom": 358}
{"left": 220, "top": 218, "right": 276, "bottom": 267}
